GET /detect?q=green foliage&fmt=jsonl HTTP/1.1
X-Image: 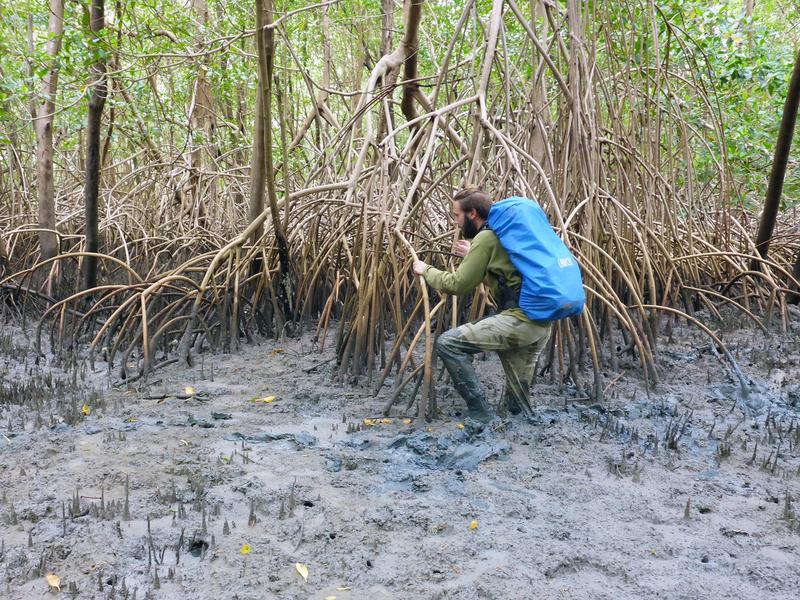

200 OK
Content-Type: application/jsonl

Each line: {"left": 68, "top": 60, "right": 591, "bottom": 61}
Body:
{"left": 663, "top": 0, "right": 799, "bottom": 208}
{"left": 0, "top": 0, "right": 798, "bottom": 209}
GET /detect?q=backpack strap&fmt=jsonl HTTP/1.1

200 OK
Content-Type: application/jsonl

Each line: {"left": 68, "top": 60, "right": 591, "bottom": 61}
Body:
{"left": 481, "top": 223, "right": 520, "bottom": 310}
{"left": 496, "top": 274, "right": 521, "bottom": 311}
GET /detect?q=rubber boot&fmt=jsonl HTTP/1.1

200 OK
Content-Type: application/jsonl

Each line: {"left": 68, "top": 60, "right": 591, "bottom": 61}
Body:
{"left": 505, "top": 393, "right": 522, "bottom": 415}
{"left": 464, "top": 394, "right": 496, "bottom": 424}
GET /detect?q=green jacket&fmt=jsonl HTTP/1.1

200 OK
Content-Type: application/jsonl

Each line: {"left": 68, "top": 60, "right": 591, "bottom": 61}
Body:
{"left": 422, "top": 229, "right": 530, "bottom": 322}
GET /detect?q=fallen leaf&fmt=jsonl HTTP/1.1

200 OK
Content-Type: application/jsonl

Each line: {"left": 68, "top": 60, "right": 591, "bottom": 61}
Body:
{"left": 456, "top": 423, "right": 465, "bottom": 430}
{"left": 325, "top": 597, "right": 337, "bottom": 600}
{"left": 336, "top": 587, "right": 352, "bottom": 591}
{"left": 251, "top": 395, "right": 276, "bottom": 404}
{"left": 271, "top": 348, "right": 284, "bottom": 356}
{"left": 295, "top": 562, "right": 309, "bottom": 582}
{"left": 45, "top": 573, "right": 60, "bottom": 591}
{"left": 426, "top": 427, "right": 433, "bottom": 433}
{"left": 469, "top": 520, "right": 478, "bottom": 530}
{"left": 362, "top": 418, "right": 395, "bottom": 426}
{"left": 240, "top": 543, "right": 252, "bottom": 554}
{"left": 184, "top": 386, "right": 196, "bottom": 395}
{"left": 402, "top": 418, "right": 413, "bottom": 425}
{"left": 82, "top": 404, "right": 90, "bottom": 416}
{"left": 179, "top": 439, "right": 189, "bottom": 446}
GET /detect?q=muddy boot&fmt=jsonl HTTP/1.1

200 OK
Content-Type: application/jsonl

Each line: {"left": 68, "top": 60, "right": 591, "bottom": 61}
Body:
{"left": 505, "top": 394, "right": 522, "bottom": 415}
{"left": 464, "top": 394, "right": 496, "bottom": 424}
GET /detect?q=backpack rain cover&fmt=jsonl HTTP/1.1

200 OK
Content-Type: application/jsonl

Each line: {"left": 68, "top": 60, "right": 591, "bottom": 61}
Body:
{"left": 487, "top": 196, "right": 585, "bottom": 321}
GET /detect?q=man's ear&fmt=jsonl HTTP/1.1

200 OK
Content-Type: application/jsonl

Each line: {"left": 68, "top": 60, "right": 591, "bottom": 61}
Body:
{"left": 467, "top": 208, "right": 478, "bottom": 220}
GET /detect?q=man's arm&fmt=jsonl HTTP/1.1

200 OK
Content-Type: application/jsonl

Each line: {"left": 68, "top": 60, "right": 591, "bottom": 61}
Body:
{"left": 419, "top": 235, "right": 491, "bottom": 295}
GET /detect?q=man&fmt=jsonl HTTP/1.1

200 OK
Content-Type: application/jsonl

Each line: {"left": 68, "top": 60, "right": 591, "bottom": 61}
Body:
{"left": 412, "top": 188, "right": 551, "bottom": 422}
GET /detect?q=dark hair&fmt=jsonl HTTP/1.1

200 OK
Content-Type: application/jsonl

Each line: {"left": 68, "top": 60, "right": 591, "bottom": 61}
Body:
{"left": 453, "top": 188, "right": 493, "bottom": 219}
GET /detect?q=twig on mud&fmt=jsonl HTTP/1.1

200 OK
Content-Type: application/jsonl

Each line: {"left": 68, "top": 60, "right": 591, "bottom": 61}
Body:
{"left": 603, "top": 373, "right": 625, "bottom": 395}
{"left": 292, "top": 521, "right": 304, "bottom": 551}
{"left": 302, "top": 356, "right": 336, "bottom": 373}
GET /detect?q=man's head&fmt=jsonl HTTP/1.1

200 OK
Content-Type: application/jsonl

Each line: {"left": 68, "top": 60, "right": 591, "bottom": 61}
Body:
{"left": 453, "top": 188, "right": 493, "bottom": 239}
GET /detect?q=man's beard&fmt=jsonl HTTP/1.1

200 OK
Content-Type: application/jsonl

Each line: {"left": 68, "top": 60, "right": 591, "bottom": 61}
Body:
{"left": 461, "top": 217, "right": 481, "bottom": 240}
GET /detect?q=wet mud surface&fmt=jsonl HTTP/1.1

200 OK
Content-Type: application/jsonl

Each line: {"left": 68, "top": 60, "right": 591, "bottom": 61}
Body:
{"left": 2, "top": 311, "right": 800, "bottom": 599}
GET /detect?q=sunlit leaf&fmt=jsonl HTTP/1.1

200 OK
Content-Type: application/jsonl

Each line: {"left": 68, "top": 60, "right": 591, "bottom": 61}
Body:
{"left": 45, "top": 573, "right": 60, "bottom": 591}
{"left": 251, "top": 395, "right": 276, "bottom": 404}
{"left": 363, "top": 417, "right": 396, "bottom": 426}
{"left": 184, "top": 386, "right": 196, "bottom": 395}
{"left": 469, "top": 520, "right": 478, "bottom": 530}
{"left": 82, "top": 403, "right": 90, "bottom": 416}
{"left": 295, "top": 562, "right": 309, "bottom": 582}
{"left": 240, "top": 543, "right": 251, "bottom": 554}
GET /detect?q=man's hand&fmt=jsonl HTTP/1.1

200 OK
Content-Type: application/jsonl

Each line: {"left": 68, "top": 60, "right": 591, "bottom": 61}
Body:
{"left": 454, "top": 240, "right": 471, "bottom": 257}
{"left": 412, "top": 260, "right": 428, "bottom": 275}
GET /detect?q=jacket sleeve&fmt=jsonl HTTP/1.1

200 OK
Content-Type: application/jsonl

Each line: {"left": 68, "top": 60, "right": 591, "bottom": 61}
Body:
{"left": 422, "top": 234, "right": 490, "bottom": 295}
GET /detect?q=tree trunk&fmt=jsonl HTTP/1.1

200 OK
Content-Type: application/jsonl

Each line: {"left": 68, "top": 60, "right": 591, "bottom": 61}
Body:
{"left": 249, "top": 85, "right": 266, "bottom": 246}
{"left": 188, "top": 0, "right": 215, "bottom": 227}
{"left": 375, "top": 0, "right": 396, "bottom": 141}
{"left": 752, "top": 49, "right": 800, "bottom": 269}
{"left": 30, "top": 1, "right": 65, "bottom": 261}
{"left": 357, "top": 0, "right": 426, "bottom": 141}
{"left": 253, "top": 0, "right": 293, "bottom": 319}
{"left": 528, "top": 0, "right": 552, "bottom": 169}
{"left": 400, "top": 0, "right": 423, "bottom": 125}
{"left": 82, "top": 0, "right": 107, "bottom": 291}
{"left": 381, "top": 0, "right": 394, "bottom": 56}
{"left": 99, "top": 0, "right": 122, "bottom": 175}
{"left": 0, "top": 235, "right": 8, "bottom": 278}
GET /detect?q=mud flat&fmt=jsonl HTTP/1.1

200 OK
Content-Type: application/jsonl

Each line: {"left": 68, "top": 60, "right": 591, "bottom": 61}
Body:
{"left": 1, "top": 312, "right": 800, "bottom": 599}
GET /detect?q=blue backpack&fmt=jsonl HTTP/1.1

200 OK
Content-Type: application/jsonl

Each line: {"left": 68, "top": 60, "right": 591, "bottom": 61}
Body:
{"left": 487, "top": 196, "right": 585, "bottom": 321}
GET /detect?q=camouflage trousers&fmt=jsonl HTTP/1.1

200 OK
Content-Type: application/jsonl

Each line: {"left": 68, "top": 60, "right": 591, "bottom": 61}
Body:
{"left": 435, "top": 313, "right": 551, "bottom": 417}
